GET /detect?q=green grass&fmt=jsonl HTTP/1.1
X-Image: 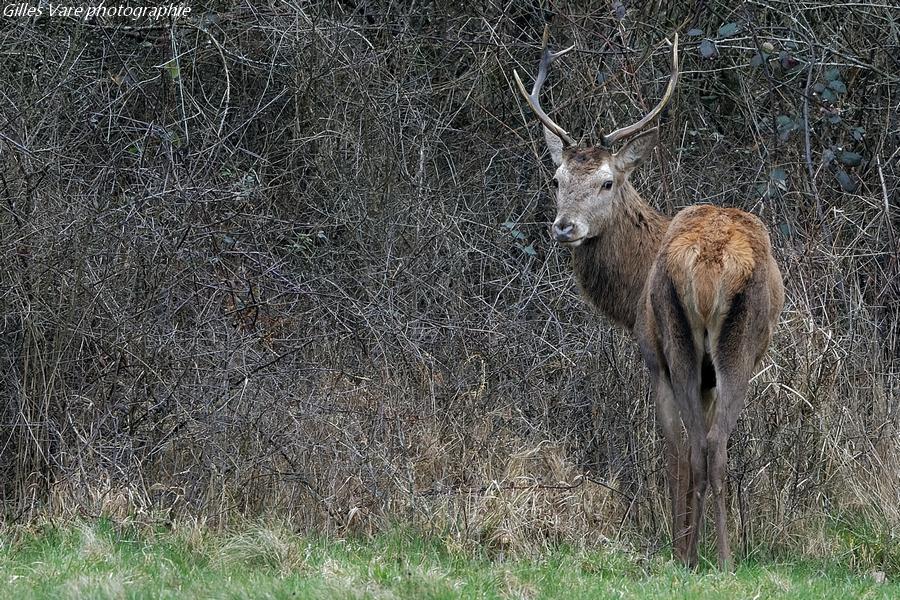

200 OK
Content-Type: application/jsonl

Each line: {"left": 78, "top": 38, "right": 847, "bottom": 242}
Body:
{"left": 0, "top": 521, "right": 894, "bottom": 599}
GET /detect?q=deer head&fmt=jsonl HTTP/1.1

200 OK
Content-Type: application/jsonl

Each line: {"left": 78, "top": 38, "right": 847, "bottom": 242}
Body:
{"left": 514, "top": 27, "right": 679, "bottom": 247}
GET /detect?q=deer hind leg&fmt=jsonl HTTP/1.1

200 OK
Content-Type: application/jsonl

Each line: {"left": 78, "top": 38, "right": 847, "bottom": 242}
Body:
{"left": 676, "top": 441, "right": 693, "bottom": 563}
{"left": 708, "top": 287, "right": 768, "bottom": 570}
{"left": 707, "top": 363, "right": 750, "bottom": 571}
{"left": 654, "top": 280, "right": 707, "bottom": 568}
{"left": 684, "top": 411, "right": 708, "bottom": 568}
{"left": 655, "top": 379, "right": 691, "bottom": 563}
{"left": 671, "top": 363, "right": 707, "bottom": 568}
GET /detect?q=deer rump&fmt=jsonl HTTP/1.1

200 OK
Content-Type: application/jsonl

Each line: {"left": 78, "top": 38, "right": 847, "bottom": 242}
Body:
{"left": 649, "top": 205, "right": 773, "bottom": 412}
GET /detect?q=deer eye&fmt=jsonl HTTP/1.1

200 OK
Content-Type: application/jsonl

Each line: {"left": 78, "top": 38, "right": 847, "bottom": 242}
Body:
{"left": 550, "top": 178, "right": 559, "bottom": 189}
{"left": 602, "top": 180, "right": 613, "bottom": 190}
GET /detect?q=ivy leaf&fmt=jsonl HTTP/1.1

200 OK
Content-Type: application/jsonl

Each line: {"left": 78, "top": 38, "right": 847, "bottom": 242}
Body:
{"left": 840, "top": 151, "right": 862, "bottom": 167}
{"left": 161, "top": 59, "right": 180, "bottom": 81}
{"left": 778, "top": 223, "right": 792, "bottom": 238}
{"left": 776, "top": 115, "right": 798, "bottom": 141}
{"left": 779, "top": 51, "right": 799, "bottom": 70}
{"left": 828, "top": 79, "right": 847, "bottom": 94}
{"left": 836, "top": 170, "right": 857, "bottom": 192}
{"left": 821, "top": 88, "right": 836, "bottom": 103}
{"left": 850, "top": 127, "right": 865, "bottom": 141}
{"left": 822, "top": 148, "right": 836, "bottom": 165}
{"left": 750, "top": 53, "right": 765, "bottom": 68}
{"left": 521, "top": 244, "right": 537, "bottom": 257}
{"left": 825, "top": 67, "right": 841, "bottom": 81}
{"left": 687, "top": 28, "right": 704, "bottom": 37}
{"left": 699, "top": 39, "right": 719, "bottom": 59}
{"left": 775, "top": 115, "right": 800, "bottom": 140}
{"left": 717, "top": 22, "right": 739, "bottom": 38}
{"left": 770, "top": 169, "right": 788, "bottom": 192}
{"left": 168, "top": 129, "right": 183, "bottom": 149}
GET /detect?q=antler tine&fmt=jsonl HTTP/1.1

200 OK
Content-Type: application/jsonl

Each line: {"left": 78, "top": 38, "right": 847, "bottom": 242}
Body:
{"left": 513, "top": 25, "right": 577, "bottom": 147}
{"left": 601, "top": 32, "right": 680, "bottom": 147}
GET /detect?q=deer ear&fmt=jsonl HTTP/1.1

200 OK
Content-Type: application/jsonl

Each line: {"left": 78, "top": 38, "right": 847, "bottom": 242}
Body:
{"left": 614, "top": 128, "right": 658, "bottom": 172}
{"left": 543, "top": 126, "right": 564, "bottom": 165}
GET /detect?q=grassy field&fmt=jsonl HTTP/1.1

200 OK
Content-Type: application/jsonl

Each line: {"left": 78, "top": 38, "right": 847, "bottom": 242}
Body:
{"left": 0, "top": 521, "right": 894, "bottom": 599}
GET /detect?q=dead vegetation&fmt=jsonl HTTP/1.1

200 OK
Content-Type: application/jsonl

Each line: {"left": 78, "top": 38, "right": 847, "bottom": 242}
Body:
{"left": 0, "top": 1, "right": 897, "bottom": 559}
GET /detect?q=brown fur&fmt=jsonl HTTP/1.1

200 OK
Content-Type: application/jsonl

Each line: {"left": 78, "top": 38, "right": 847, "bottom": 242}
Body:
{"left": 563, "top": 146, "right": 613, "bottom": 174}
{"left": 664, "top": 206, "right": 766, "bottom": 323}
{"left": 571, "top": 181, "right": 670, "bottom": 329}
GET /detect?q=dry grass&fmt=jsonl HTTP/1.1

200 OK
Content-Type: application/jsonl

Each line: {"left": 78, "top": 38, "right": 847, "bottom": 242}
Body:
{"left": 212, "top": 525, "right": 306, "bottom": 572}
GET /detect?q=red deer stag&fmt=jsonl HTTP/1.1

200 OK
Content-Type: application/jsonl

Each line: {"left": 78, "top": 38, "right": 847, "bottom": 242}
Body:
{"left": 513, "top": 27, "right": 784, "bottom": 569}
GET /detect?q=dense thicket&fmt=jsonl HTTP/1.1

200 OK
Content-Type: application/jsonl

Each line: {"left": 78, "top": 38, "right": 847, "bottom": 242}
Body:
{"left": 0, "top": 1, "right": 897, "bottom": 556}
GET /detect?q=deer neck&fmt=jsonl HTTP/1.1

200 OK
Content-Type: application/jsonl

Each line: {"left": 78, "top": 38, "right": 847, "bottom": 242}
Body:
{"left": 571, "top": 182, "right": 671, "bottom": 332}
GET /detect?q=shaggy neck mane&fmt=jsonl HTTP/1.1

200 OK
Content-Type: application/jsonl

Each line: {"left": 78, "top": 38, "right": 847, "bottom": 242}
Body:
{"left": 571, "top": 181, "right": 671, "bottom": 331}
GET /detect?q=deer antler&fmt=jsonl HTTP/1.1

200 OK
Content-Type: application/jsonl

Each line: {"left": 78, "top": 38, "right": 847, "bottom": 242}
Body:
{"left": 600, "top": 33, "right": 679, "bottom": 147}
{"left": 513, "top": 25, "right": 577, "bottom": 147}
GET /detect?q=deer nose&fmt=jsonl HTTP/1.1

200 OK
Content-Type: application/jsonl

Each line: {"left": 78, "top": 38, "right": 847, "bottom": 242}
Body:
{"left": 552, "top": 220, "right": 575, "bottom": 242}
